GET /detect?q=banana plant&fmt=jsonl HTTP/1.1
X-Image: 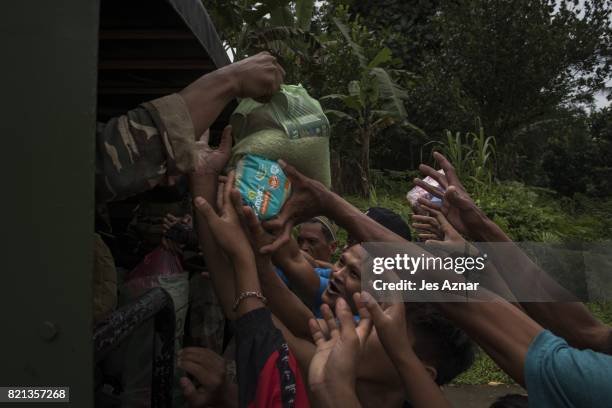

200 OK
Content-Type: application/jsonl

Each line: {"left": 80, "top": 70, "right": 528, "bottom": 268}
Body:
{"left": 321, "top": 18, "right": 423, "bottom": 197}
{"left": 205, "top": 0, "right": 320, "bottom": 73}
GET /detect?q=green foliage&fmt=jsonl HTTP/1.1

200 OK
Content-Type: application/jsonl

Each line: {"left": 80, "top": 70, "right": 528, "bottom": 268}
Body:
{"left": 320, "top": 8, "right": 425, "bottom": 197}
{"left": 452, "top": 347, "right": 514, "bottom": 385}
{"left": 438, "top": 118, "right": 497, "bottom": 197}
{"left": 540, "top": 107, "right": 612, "bottom": 197}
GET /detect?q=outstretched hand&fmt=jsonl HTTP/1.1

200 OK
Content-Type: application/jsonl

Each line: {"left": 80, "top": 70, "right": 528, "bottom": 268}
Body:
{"left": 308, "top": 295, "right": 372, "bottom": 390}
{"left": 260, "top": 160, "right": 330, "bottom": 254}
{"left": 414, "top": 152, "right": 487, "bottom": 239}
{"left": 359, "top": 292, "right": 414, "bottom": 359}
{"left": 193, "top": 126, "right": 233, "bottom": 177}
{"left": 193, "top": 171, "right": 252, "bottom": 260}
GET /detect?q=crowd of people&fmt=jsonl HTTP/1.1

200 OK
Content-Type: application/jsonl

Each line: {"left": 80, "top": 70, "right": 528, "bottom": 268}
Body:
{"left": 94, "top": 52, "right": 612, "bottom": 408}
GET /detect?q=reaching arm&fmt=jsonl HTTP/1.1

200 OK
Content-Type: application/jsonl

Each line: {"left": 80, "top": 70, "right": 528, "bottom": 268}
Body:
{"left": 189, "top": 128, "right": 238, "bottom": 319}
{"left": 416, "top": 152, "right": 611, "bottom": 354}
{"left": 474, "top": 219, "right": 612, "bottom": 354}
{"left": 97, "top": 52, "right": 284, "bottom": 203}
{"left": 272, "top": 237, "right": 321, "bottom": 305}
{"left": 261, "top": 160, "right": 406, "bottom": 254}
{"left": 192, "top": 173, "right": 239, "bottom": 320}
{"left": 240, "top": 206, "right": 318, "bottom": 339}
{"left": 360, "top": 294, "right": 451, "bottom": 408}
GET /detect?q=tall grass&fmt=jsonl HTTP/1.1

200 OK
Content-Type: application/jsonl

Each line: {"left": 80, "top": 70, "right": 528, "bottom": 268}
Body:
{"left": 442, "top": 117, "right": 496, "bottom": 196}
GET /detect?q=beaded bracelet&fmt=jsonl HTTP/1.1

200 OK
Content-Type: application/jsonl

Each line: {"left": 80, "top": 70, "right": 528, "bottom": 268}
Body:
{"left": 233, "top": 291, "right": 267, "bottom": 311}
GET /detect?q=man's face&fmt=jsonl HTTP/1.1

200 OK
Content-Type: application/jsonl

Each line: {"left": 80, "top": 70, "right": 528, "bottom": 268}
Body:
{"left": 321, "top": 244, "right": 367, "bottom": 313}
{"left": 297, "top": 223, "right": 336, "bottom": 262}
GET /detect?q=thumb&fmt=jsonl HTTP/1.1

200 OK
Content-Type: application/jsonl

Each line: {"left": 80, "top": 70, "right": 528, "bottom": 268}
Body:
{"left": 219, "top": 125, "right": 233, "bottom": 152}
{"left": 243, "top": 206, "right": 265, "bottom": 235}
{"left": 194, "top": 197, "right": 217, "bottom": 223}
{"left": 199, "top": 129, "right": 210, "bottom": 144}
{"left": 278, "top": 159, "right": 302, "bottom": 183}
{"left": 445, "top": 186, "right": 469, "bottom": 208}
{"left": 361, "top": 291, "right": 386, "bottom": 327}
{"left": 180, "top": 377, "right": 198, "bottom": 403}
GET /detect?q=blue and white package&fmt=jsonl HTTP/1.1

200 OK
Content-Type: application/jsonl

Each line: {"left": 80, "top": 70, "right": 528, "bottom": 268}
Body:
{"left": 234, "top": 154, "right": 292, "bottom": 220}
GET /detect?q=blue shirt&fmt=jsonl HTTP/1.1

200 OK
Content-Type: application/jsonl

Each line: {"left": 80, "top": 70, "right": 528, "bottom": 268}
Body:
{"left": 525, "top": 329, "right": 612, "bottom": 408}
{"left": 275, "top": 267, "right": 331, "bottom": 318}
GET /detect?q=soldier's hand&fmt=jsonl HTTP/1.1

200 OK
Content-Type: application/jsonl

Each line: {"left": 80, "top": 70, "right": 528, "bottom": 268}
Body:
{"left": 223, "top": 52, "right": 285, "bottom": 101}
{"left": 193, "top": 126, "right": 232, "bottom": 177}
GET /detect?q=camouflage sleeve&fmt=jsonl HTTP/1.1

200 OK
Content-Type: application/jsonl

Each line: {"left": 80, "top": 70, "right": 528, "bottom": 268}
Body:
{"left": 95, "top": 93, "right": 196, "bottom": 202}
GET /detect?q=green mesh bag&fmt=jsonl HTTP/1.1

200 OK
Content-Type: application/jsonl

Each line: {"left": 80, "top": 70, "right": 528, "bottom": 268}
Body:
{"left": 229, "top": 84, "right": 331, "bottom": 187}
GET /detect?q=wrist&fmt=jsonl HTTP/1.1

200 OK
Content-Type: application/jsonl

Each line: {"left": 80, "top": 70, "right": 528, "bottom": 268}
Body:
{"left": 190, "top": 173, "right": 218, "bottom": 197}
{"left": 472, "top": 215, "right": 505, "bottom": 242}
{"left": 215, "top": 65, "right": 241, "bottom": 99}
{"left": 232, "top": 247, "right": 257, "bottom": 270}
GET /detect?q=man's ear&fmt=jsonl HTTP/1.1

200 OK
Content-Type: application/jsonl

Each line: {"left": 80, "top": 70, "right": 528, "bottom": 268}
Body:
{"left": 330, "top": 241, "right": 338, "bottom": 252}
{"left": 423, "top": 364, "right": 437, "bottom": 383}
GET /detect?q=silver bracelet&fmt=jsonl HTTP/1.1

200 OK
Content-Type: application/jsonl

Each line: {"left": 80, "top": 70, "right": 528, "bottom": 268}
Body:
{"left": 233, "top": 291, "right": 267, "bottom": 311}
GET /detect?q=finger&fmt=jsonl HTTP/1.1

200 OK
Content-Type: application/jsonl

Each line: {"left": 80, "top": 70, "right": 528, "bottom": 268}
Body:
{"left": 335, "top": 297, "right": 356, "bottom": 332}
{"left": 411, "top": 214, "right": 437, "bottom": 224}
{"left": 444, "top": 186, "right": 470, "bottom": 209}
{"left": 431, "top": 210, "right": 452, "bottom": 231}
{"left": 309, "top": 318, "right": 327, "bottom": 346}
{"left": 218, "top": 125, "right": 233, "bottom": 152}
{"left": 413, "top": 178, "right": 444, "bottom": 198}
{"left": 419, "top": 233, "right": 439, "bottom": 241}
{"left": 178, "top": 359, "right": 208, "bottom": 382}
{"left": 353, "top": 293, "right": 373, "bottom": 344}
{"left": 277, "top": 159, "right": 303, "bottom": 184}
{"left": 412, "top": 223, "right": 438, "bottom": 233}
{"left": 417, "top": 197, "right": 443, "bottom": 213}
{"left": 194, "top": 197, "right": 218, "bottom": 224}
{"left": 360, "top": 291, "right": 387, "bottom": 328}
{"left": 179, "top": 347, "right": 219, "bottom": 366}
{"left": 218, "top": 175, "right": 228, "bottom": 184}
{"left": 320, "top": 303, "right": 338, "bottom": 339}
{"left": 433, "top": 151, "right": 460, "bottom": 185}
{"left": 259, "top": 220, "right": 293, "bottom": 254}
{"left": 216, "top": 181, "right": 225, "bottom": 211}
{"left": 199, "top": 129, "right": 210, "bottom": 145}
{"left": 223, "top": 171, "right": 236, "bottom": 212}
{"left": 179, "top": 377, "right": 199, "bottom": 403}
{"left": 418, "top": 163, "right": 448, "bottom": 189}
{"left": 243, "top": 206, "right": 265, "bottom": 235}
{"left": 230, "top": 188, "right": 246, "bottom": 223}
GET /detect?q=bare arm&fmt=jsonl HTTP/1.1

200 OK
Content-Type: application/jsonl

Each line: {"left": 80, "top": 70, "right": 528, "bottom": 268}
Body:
{"left": 189, "top": 132, "right": 238, "bottom": 320}
{"left": 362, "top": 295, "right": 452, "bottom": 408}
{"left": 191, "top": 173, "right": 239, "bottom": 320}
{"left": 261, "top": 160, "right": 406, "bottom": 254}
{"left": 272, "top": 237, "right": 321, "bottom": 304}
{"left": 240, "top": 207, "right": 318, "bottom": 339}
{"left": 179, "top": 52, "right": 284, "bottom": 138}
{"left": 417, "top": 151, "right": 612, "bottom": 354}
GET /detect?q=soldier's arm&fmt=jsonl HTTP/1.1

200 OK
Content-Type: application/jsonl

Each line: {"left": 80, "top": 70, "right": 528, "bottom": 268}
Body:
{"left": 96, "top": 52, "right": 284, "bottom": 203}
{"left": 95, "top": 94, "right": 197, "bottom": 202}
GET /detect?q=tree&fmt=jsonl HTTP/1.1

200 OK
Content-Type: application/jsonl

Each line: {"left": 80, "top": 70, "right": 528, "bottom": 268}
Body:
{"left": 435, "top": 0, "right": 611, "bottom": 174}
{"left": 321, "top": 15, "right": 424, "bottom": 197}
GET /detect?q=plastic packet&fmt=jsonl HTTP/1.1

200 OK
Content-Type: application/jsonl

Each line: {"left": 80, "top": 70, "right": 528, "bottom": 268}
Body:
{"left": 234, "top": 154, "right": 291, "bottom": 220}
{"left": 229, "top": 84, "right": 332, "bottom": 187}
{"left": 407, "top": 170, "right": 445, "bottom": 214}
